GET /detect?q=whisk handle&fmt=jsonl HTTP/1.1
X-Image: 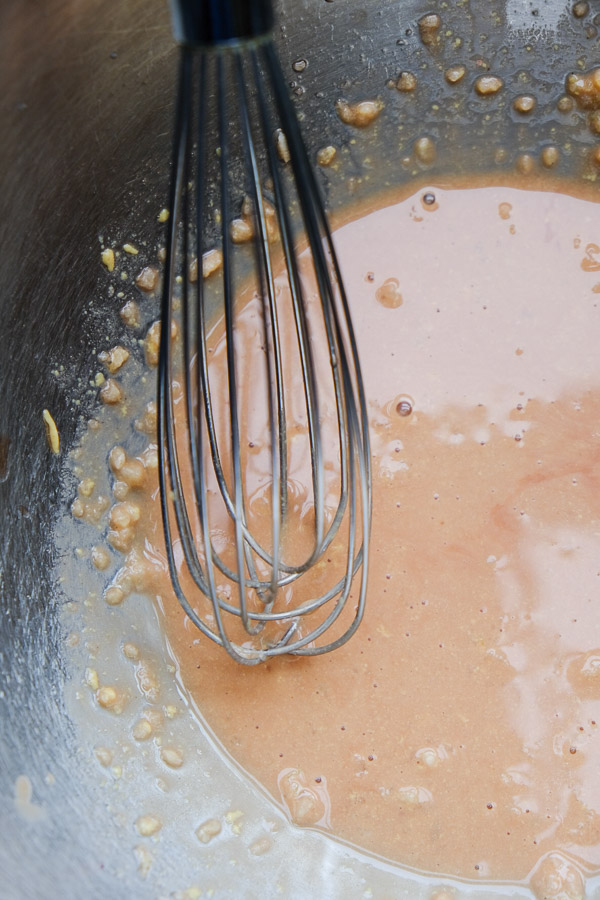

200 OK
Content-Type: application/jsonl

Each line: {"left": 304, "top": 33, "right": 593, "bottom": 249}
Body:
{"left": 169, "top": 0, "right": 274, "bottom": 46}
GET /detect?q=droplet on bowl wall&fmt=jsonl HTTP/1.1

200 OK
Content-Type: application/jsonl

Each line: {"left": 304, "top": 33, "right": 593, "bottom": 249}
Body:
{"left": 135, "top": 401, "right": 157, "bottom": 436}
{"left": 112, "top": 477, "right": 128, "bottom": 503}
{"left": 565, "top": 67, "right": 600, "bottom": 110}
{"left": 513, "top": 95, "right": 536, "bottom": 114}
{"left": 84, "top": 668, "right": 99, "bottom": 691}
{"left": 160, "top": 746, "right": 184, "bottom": 769}
{"left": 249, "top": 836, "right": 272, "bottom": 856}
{"left": 104, "top": 585, "right": 125, "bottom": 606}
{"left": 195, "top": 818, "right": 222, "bottom": 844}
{"left": 396, "top": 71, "right": 418, "bottom": 92}
{"left": 444, "top": 65, "right": 466, "bottom": 84}
{"left": 71, "top": 494, "right": 109, "bottom": 524}
{"left": 101, "top": 248, "right": 115, "bottom": 272}
{"left": 92, "top": 547, "right": 110, "bottom": 572}
{"left": 96, "top": 685, "right": 126, "bottom": 713}
{"left": 516, "top": 153, "right": 535, "bottom": 175}
{"left": 474, "top": 75, "right": 504, "bottom": 96}
{"left": 94, "top": 746, "right": 113, "bottom": 767}
{"left": 230, "top": 218, "right": 254, "bottom": 244}
{"left": 109, "top": 447, "right": 146, "bottom": 489}
{"left": 132, "top": 718, "right": 153, "bottom": 741}
{"left": 572, "top": 1, "right": 589, "bottom": 17}
{"left": 414, "top": 136, "right": 436, "bottom": 164}
{"left": 14, "top": 775, "right": 46, "bottom": 822}
{"left": 122, "top": 459, "right": 145, "bottom": 489}
{"left": 107, "top": 501, "right": 140, "bottom": 553}
{"left": 100, "top": 378, "right": 123, "bottom": 406}
{"left": 98, "top": 345, "right": 130, "bottom": 374}
{"left": 135, "top": 814, "right": 162, "bottom": 837}
{"left": 224, "top": 809, "right": 244, "bottom": 835}
{"left": 201, "top": 248, "right": 223, "bottom": 279}
{"left": 141, "top": 445, "right": 158, "bottom": 470}
{"left": 274, "top": 128, "right": 291, "bottom": 163}
{"left": 335, "top": 98, "right": 383, "bottom": 127}
{"left": 122, "top": 641, "right": 140, "bottom": 661}
{"left": 316, "top": 145, "right": 337, "bottom": 167}
{"left": 120, "top": 300, "right": 140, "bottom": 328}
{"left": 133, "top": 844, "right": 153, "bottom": 879}
{"left": 541, "top": 146, "right": 560, "bottom": 168}
{"left": 418, "top": 13, "right": 442, "bottom": 48}
{"left": 144, "top": 321, "right": 161, "bottom": 368}
{"left": 135, "top": 266, "right": 159, "bottom": 292}
{"left": 556, "top": 95, "right": 574, "bottom": 114}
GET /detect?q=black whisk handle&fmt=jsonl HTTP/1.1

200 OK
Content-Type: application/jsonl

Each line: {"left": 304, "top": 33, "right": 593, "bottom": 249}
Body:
{"left": 169, "top": 0, "right": 274, "bottom": 46}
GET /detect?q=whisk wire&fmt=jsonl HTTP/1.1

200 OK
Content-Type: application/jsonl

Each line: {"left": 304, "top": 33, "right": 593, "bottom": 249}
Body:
{"left": 264, "top": 41, "right": 372, "bottom": 498}
{"left": 263, "top": 39, "right": 372, "bottom": 638}
{"left": 159, "top": 48, "right": 215, "bottom": 633}
{"left": 249, "top": 46, "right": 327, "bottom": 561}
{"left": 216, "top": 51, "right": 261, "bottom": 637}
{"left": 234, "top": 49, "right": 284, "bottom": 610}
{"left": 187, "top": 51, "right": 235, "bottom": 650}
{"left": 262, "top": 43, "right": 354, "bottom": 519}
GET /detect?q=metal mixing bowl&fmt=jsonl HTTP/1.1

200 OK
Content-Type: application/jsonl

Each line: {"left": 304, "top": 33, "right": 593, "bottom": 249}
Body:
{"left": 1, "top": 1, "right": 595, "bottom": 897}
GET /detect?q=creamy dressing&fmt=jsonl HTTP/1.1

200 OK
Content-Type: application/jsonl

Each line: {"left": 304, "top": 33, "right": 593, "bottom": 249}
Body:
{"left": 64, "top": 177, "right": 600, "bottom": 897}
{"left": 142, "top": 181, "right": 600, "bottom": 883}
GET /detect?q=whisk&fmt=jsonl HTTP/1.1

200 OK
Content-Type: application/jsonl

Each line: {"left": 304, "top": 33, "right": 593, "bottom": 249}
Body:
{"left": 157, "top": 0, "right": 371, "bottom": 664}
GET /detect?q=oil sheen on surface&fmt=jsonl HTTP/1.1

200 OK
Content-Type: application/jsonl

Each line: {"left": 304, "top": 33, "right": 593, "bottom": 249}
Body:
{"left": 139, "top": 179, "right": 600, "bottom": 882}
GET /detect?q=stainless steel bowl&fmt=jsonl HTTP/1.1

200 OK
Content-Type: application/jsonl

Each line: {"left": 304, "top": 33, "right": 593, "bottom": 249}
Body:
{"left": 1, "top": 1, "right": 594, "bottom": 897}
